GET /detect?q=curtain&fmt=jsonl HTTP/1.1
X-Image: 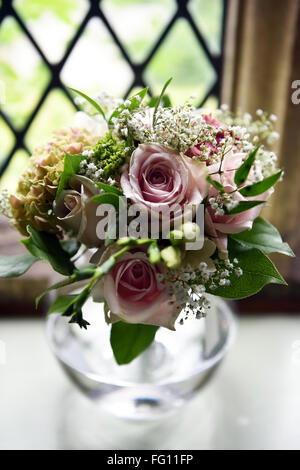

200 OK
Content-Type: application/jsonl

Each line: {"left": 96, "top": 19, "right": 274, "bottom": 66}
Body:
{"left": 222, "top": 0, "right": 300, "bottom": 280}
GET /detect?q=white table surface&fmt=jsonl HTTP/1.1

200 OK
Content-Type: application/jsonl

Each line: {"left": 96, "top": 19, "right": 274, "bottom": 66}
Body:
{"left": 0, "top": 315, "right": 300, "bottom": 450}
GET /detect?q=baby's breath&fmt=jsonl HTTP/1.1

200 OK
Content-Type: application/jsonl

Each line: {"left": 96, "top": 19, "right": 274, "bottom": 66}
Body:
{"left": 217, "top": 107, "right": 278, "bottom": 143}
{"left": 116, "top": 104, "right": 209, "bottom": 153}
{"left": 165, "top": 255, "right": 242, "bottom": 324}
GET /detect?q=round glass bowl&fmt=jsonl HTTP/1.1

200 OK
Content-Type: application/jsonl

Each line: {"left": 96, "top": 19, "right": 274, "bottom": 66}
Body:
{"left": 46, "top": 295, "right": 236, "bottom": 421}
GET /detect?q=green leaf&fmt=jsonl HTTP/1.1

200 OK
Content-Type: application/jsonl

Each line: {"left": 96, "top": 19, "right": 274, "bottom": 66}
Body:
{"left": 48, "top": 292, "right": 90, "bottom": 329}
{"left": 22, "top": 227, "right": 74, "bottom": 276}
{"left": 110, "top": 322, "right": 159, "bottom": 365}
{"left": 153, "top": 77, "right": 173, "bottom": 126}
{"left": 47, "top": 295, "right": 78, "bottom": 315}
{"left": 226, "top": 200, "right": 265, "bottom": 215}
{"left": 35, "top": 265, "right": 96, "bottom": 308}
{"left": 69, "top": 87, "right": 106, "bottom": 121}
{"left": 239, "top": 170, "right": 282, "bottom": 197}
{"left": 128, "top": 87, "right": 148, "bottom": 107}
{"left": 0, "top": 253, "right": 38, "bottom": 278}
{"left": 207, "top": 175, "right": 225, "bottom": 193}
{"left": 56, "top": 153, "right": 83, "bottom": 198}
{"left": 36, "top": 277, "right": 76, "bottom": 308}
{"left": 90, "top": 192, "right": 125, "bottom": 210}
{"left": 108, "top": 87, "right": 148, "bottom": 125}
{"left": 234, "top": 147, "right": 259, "bottom": 187}
{"left": 207, "top": 238, "right": 287, "bottom": 299}
{"left": 148, "top": 94, "right": 172, "bottom": 108}
{"left": 95, "top": 182, "right": 123, "bottom": 195}
{"left": 229, "top": 217, "right": 295, "bottom": 257}
{"left": 161, "top": 94, "right": 172, "bottom": 108}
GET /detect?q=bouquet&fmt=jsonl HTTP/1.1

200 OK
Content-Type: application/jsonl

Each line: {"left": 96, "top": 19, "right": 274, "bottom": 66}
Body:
{"left": 0, "top": 79, "right": 294, "bottom": 365}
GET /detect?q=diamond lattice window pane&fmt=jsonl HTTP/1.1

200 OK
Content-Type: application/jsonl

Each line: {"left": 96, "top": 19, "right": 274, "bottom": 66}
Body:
{"left": 0, "top": 117, "right": 15, "bottom": 166}
{"left": 144, "top": 18, "right": 217, "bottom": 106}
{"left": 25, "top": 88, "right": 76, "bottom": 152}
{"left": 0, "top": 149, "right": 29, "bottom": 192}
{"left": 188, "top": 0, "right": 224, "bottom": 55}
{"left": 13, "top": 0, "right": 89, "bottom": 63}
{"left": 61, "top": 17, "right": 134, "bottom": 97}
{"left": 0, "top": 16, "right": 50, "bottom": 129}
{"left": 101, "top": 0, "right": 176, "bottom": 63}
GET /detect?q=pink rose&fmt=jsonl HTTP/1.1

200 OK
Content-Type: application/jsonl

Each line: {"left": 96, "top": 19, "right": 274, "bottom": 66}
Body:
{"left": 92, "top": 246, "right": 179, "bottom": 330}
{"left": 54, "top": 175, "right": 103, "bottom": 248}
{"left": 205, "top": 152, "right": 270, "bottom": 256}
{"left": 121, "top": 143, "right": 207, "bottom": 220}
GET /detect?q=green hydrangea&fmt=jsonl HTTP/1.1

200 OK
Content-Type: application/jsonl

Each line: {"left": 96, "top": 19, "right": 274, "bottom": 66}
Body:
{"left": 11, "top": 127, "right": 99, "bottom": 236}
{"left": 89, "top": 134, "right": 131, "bottom": 179}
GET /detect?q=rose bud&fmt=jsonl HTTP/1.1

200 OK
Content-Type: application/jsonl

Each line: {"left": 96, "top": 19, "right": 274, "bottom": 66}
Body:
{"left": 181, "top": 222, "right": 201, "bottom": 243}
{"left": 54, "top": 175, "right": 104, "bottom": 248}
{"left": 160, "top": 246, "right": 182, "bottom": 269}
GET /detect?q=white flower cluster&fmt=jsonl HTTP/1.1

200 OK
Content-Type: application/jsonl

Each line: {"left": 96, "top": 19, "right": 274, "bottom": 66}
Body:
{"left": 209, "top": 193, "right": 239, "bottom": 216}
{"left": 208, "top": 257, "right": 242, "bottom": 290}
{"left": 75, "top": 91, "right": 123, "bottom": 118}
{"left": 115, "top": 104, "right": 207, "bottom": 153}
{"left": 114, "top": 106, "right": 153, "bottom": 142}
{"left": 0, "top": 189, "right": 12, "bottom": 218}
{"left": 164, "top": 256, "right": 241, "bottom": 323}
{"left": 216, "top": 106, "right": 279, "bottom": 144}
{"left": 152, "top": 104, "right": 205, "bottom": 152}
{"left": 216, "top": 106, "right": 279, "bottom": 177}
{"left": 79, "top": 159, "right": 117, "bottom": 186}
{"left": 255, "top": 148, "right": 278, "bottom": 179}
{"left": 79, "top": 159, "right": 104, "bottom": 181}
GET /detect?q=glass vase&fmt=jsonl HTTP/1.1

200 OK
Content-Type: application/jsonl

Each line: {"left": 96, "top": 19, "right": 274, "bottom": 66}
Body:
{"left": 46, "top": 294, "right": 236, "bottom": 424}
